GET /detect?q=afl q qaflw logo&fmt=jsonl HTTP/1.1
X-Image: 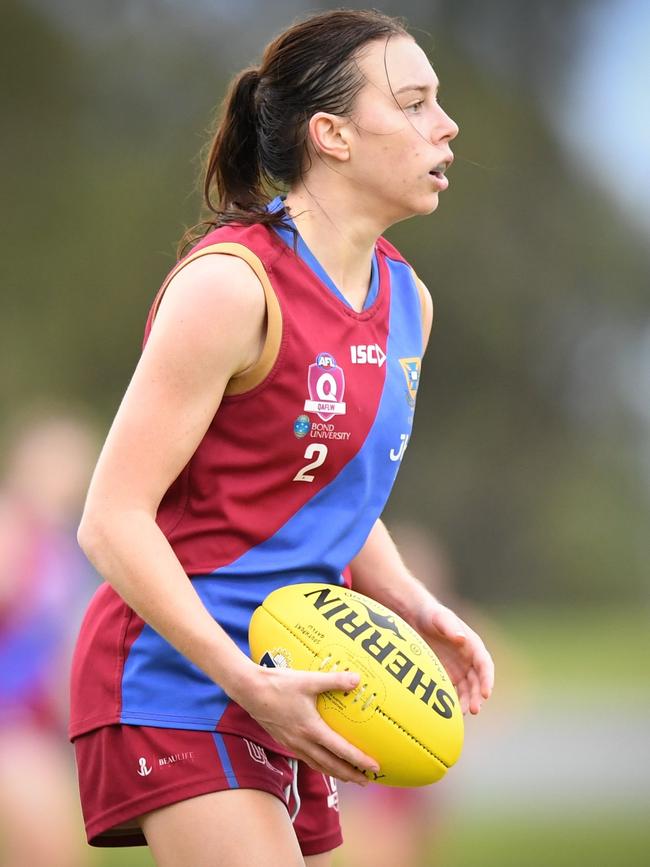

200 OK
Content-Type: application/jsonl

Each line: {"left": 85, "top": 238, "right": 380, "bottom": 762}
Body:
{"left": 304, "top": 352, "right": 347, "bottom": 422}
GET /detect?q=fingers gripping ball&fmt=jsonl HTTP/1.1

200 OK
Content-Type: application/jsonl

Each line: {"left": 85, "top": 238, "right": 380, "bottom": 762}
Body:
{"left": 248, "top": 583, "right": 464, "bottom": 786}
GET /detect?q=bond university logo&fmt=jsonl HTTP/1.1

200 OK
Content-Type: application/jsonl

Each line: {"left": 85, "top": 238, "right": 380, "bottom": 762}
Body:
{"left": 293, "top": 414, "right": 310, "bottom": 438}
{"left": 304, "top": 353, "right": 346, "bottom": 421}
{"left": 399, "top": 357, "right": 421, "bottom": 406}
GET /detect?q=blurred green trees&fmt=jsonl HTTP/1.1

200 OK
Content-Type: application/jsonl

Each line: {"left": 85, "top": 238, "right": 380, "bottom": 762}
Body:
{"left": 3, "top": 0, "right": 648, "bottom": 604}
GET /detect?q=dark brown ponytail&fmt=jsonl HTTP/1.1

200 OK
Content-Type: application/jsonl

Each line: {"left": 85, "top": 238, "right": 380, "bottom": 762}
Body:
{"left": 205, "top": 68, "right": 262, "bottom": 213}
{"left": 179, "top": 9, "right": 409, "bottom": 256}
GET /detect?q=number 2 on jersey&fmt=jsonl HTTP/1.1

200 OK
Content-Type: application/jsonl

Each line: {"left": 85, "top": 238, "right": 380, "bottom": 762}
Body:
{"left": 293, "top": 444, "right": 328, "bottom": 482}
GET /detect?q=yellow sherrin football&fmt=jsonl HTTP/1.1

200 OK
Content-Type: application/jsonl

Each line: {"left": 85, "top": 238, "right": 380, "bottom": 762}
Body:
{"left": 248, "top": 582, "right": 464, "bottom": 786}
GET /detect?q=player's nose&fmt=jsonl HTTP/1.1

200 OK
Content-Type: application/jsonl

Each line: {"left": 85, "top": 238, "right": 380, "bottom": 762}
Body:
{"left": 434, "top": 106, "right": 459, "bottom": 144}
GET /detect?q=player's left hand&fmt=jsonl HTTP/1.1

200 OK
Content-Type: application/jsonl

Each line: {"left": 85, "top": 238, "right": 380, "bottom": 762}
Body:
{"left": 415, "top": 602, "right": 494, "bottom": 715}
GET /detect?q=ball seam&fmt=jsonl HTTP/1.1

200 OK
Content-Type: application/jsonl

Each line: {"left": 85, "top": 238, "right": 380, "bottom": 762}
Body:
{"left": 374, "top": 707, "right": 450, "bottom": 769}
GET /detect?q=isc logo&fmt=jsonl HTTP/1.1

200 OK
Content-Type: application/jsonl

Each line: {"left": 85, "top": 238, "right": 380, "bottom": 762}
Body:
{"left": 350, "top": 344, "right": 386, "bottom": 367}
{"left": 304, "top": 587, "right": 456, "bottom": 720}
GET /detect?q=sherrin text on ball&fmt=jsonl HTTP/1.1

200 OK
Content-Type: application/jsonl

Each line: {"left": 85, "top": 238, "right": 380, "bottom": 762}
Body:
{"left": 249, "top": 583, "right": 464, "bottom": 786}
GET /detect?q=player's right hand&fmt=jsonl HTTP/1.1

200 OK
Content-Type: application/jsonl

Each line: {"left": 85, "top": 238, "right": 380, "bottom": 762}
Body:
{"left": 233, "top": 666, "right": 379, "bottom": 785}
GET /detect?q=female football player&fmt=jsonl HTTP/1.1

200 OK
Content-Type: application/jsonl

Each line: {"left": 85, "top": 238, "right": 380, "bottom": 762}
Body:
{"left": 70, "top": 9, "right": 494, "bottom": 866}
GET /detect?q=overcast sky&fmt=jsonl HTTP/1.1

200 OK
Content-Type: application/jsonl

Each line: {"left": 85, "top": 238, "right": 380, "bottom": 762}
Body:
{"left": 549, "top": 0, "right": 650, "bottom": 232}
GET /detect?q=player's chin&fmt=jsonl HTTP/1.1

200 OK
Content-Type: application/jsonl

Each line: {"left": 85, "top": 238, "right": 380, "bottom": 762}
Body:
{"left": 422, "top": 192, "right": 441, "bottom": 214}
{"left": 408, "top": 191, "right": 440, "bottom": 217}
{"left": 393, "top": 195, "right": 439, "bottom": 224}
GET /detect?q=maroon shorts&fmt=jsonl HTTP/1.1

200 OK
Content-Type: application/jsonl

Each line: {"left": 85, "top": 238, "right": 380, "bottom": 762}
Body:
{"left": 73, "top": 724, "right": 342, "bottom": 857}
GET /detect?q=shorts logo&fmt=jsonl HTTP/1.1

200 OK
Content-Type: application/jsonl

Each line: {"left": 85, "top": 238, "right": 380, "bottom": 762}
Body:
{"left": 324, "top": 775, "right": 339, "bottom": 811}
{"left": 245, "top": 740, "right": 269, "bottom": 765}
{"left": 293, "top": 414, "right": 310, "bottom": 438}
{"left": 157, "top": 751, "right": 196, "bottom": 767}
{"left": 399, "top": 357, "right": 421, "bottom": 406}
{"left": 244, "top": 739, "right": 283, "bottom": 776}
{"left": 304, "top": 352, "right": 346, "bottom": 421}
{"left": 137, "top": 757, "right": 152, "bottom": 777}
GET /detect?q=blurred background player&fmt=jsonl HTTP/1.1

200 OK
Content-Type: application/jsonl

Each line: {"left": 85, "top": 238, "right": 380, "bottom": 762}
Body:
{"left": 0, "top": 407, "right": 99, "bottom": 867}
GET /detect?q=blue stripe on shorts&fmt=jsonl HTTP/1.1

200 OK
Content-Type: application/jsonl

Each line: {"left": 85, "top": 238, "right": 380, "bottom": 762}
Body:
{"left": 211, "top": 733, "right": 239, "bottom": 789}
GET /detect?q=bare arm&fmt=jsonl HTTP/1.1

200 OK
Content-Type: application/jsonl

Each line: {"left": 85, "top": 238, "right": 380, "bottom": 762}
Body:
{"left": 349, "top": 519, "right": 494, "bottom": 715}
{"left": 348, "top": 519, "right": 433, "bottom": 623}
{"left": 421, "top": 278, "right": 434, "bottom": 349}
{"left": 79, "top": 253, "right": 376, "bottom": 783}
{"left": 78, "top": 254, "right": 263, "bottom": 698}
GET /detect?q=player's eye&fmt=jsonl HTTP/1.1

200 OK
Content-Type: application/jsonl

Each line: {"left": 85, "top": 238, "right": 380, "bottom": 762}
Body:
{"left": 406, "top": 100, "right": 425, "bottom": 113}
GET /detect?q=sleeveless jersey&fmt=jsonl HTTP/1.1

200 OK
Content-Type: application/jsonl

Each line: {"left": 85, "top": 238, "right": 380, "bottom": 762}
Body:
{"left": 69, "top": 213, "right": 427, "bottom": 751}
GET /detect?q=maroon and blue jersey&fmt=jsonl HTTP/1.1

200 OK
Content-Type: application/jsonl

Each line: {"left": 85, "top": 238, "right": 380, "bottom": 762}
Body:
{"left": 69, "top": 200, "right": 427, "bottom": 751}
{"left": 1, "top": 504, "right": 95, "bottom": 733}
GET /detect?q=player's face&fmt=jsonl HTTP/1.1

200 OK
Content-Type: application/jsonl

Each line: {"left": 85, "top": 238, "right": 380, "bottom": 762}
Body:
{"left": 347, "top": 36, "right": 459, "bottom": 223}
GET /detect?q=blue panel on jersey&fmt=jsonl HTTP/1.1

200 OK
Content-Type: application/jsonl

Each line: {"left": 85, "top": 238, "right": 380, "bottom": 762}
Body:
{"left": 268, "top": 196, "right": 380, "bottom": 311}
{"left": 119, "top": 254, "right": 421, "bottom": 731}
{"left": 120, "top": 570, "right": 345, "bottom": 729}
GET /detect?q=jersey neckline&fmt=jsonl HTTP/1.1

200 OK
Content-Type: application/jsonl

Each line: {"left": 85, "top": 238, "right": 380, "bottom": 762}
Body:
{"left": 266, "top": 196, "right": 381, "bottom": 314}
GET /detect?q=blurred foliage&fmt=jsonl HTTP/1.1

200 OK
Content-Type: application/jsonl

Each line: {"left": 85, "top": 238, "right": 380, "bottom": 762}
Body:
{"left": 95, "top": 815, "right": 650, "bottom": 867}
{"left": 434, "top": 815, "right": 650, "bottom": 867}
{"left": 2, "top": 0, "right": 649, "bottom": 605}
{"left": 488, "top": 604, "right": 650, "bottom": 704}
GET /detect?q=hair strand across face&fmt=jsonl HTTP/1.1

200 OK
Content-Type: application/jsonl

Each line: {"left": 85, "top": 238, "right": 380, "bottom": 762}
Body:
{"left": 178, "top": 9, "right": 409, "bottom": 256}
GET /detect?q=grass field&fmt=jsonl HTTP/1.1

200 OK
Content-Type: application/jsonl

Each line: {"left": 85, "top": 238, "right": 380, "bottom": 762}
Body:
{"left": 493, "top": 604, "right": 650, "bottom": 703}
{"left": 3, "top": 605, "right": 646, "bottom": 866}
{"left": 97, "top": 813, "right": 650, "bottom": 867}
{"left": 435, "top": 813, "right": 650, "bottom": 867}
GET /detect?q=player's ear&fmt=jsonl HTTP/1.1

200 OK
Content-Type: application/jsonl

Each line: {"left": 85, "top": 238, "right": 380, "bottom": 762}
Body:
{"left": 307, "top": 112, "right": 352, "bottom": 164}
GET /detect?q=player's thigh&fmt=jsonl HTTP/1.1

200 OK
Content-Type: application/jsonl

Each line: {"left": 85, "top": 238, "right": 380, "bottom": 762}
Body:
{"left": 305, "top": 853, "right": 334, "bottom": 867}
{"left": 139, "top": 787, "right": 305, "bottom": 867}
